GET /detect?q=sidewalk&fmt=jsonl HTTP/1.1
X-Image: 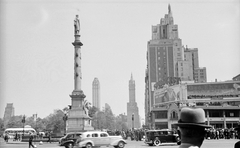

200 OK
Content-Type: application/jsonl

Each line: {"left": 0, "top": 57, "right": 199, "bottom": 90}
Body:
{"left": 5, "top": 139, "right": 28, "bottom": 144}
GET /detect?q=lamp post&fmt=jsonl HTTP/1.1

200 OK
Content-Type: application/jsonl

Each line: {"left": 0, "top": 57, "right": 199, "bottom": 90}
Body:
{"left": 132, "top": 113, "right": 134, "bottom": 130}
{"left": 63, "top": 112, "right": 68, "bottom": 135}
{"left": 22, "top": 115, "right": 26, "bottom": 137}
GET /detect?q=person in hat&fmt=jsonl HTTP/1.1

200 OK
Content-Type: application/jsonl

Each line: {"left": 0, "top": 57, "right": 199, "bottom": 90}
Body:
{"left": 29, "top": 133, "right": 35, "bottom": 148}
{"left": 173, "top": 107, "right": 212, "bottom": 148}
{"left": 234, "top": 123, "right": 240, "bottom": 148}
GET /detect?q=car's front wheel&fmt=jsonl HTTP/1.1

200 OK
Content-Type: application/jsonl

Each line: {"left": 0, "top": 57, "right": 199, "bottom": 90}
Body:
{"left": 85, "top": 143, "right": 93, "bottom": 148}
{"left": 66, "top": 142, "right": 73, "bottom": 148}
{"left": 117, "top": 141, "right": 125, "bottom": 148}
{"left": 154, "top": 139, "right": 161, "bottom": 146}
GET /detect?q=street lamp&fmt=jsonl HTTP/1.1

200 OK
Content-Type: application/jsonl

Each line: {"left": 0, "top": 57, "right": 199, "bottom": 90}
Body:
{"left": 22, "top": 115, "right": 26, "bottom": 137}
{"left": 63, "top": 111, "right": 68, "bottom": 135}
{"left": 132, "top": 113, "right": 134, "bottom": 130}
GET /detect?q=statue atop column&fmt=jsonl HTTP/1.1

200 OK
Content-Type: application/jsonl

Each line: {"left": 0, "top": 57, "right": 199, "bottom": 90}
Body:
{"left": 74, "top": 15, "right": 80, "bottom": 35}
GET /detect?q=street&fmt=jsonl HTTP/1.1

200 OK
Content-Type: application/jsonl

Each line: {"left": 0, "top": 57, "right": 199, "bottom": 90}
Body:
{"left": 0, "top": 138, "right": 239, "bottom": 148}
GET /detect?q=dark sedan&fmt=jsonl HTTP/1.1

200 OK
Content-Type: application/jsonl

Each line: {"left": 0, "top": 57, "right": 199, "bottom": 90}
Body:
{"left": 59, "top": 132, "right": 82, "bottom": 148}
{"left": 144, "top": 129, "right": 181, "bottom": 146}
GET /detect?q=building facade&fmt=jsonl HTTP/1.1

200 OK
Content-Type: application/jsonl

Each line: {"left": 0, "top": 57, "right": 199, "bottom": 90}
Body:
{"left": 145, "top": 4, "right": 182, "bottom": 127}
{"left": 145, "top": 5, "right": 207, "bottom": 128}
{"left": 127, "top": 74, "right": 140, "bottom": 129}
{"left": 151, "top": 81, "right": 240, "bottom": 129}
{"left": 232, "top": 74, "right": 240, "bottom": 81}
{"left": 194, "top": 67, "right": 207, "bottom": 83}
{"left": 92, "top": 77, "right": 100, "bottom": 110}
{"left": 3, "top": 103, "right": 15, "bottom": 127}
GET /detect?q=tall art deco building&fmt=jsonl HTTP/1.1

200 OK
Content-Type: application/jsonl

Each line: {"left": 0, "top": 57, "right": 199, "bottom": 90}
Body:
{"left": 145, "top": 4, "right": 183, "bottom": 126}
{"left": 143, "top": 5, "right": 240, "bottom": 130}
{"left": 127, "top": 74, "right": 140, "bottom": 129}
{"left": 92, "top": 78, "right": 100, "bottom": 110}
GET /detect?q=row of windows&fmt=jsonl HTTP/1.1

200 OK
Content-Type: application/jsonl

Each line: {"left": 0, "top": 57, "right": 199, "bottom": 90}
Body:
{"left": 86, "top": 133, "right": 108, "bottom": 137}
{"left": 154, "top": 110, "right": 239, "bottom": 119}
{"left": 155, "top": 111, "right": 178, "bottom": 119}
{"left": 208, "top": 110, "right": 239, "bottom": 117}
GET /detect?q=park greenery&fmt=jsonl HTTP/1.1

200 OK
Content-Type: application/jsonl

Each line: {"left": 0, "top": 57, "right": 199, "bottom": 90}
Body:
{"left": 0, "top": 106, "right": 127, "bottom": 135}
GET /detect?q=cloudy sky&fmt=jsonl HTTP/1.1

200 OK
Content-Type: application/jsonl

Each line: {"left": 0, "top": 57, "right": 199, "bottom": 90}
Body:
{"left": 0, "top": 0, "right": 239, "bottom": 121}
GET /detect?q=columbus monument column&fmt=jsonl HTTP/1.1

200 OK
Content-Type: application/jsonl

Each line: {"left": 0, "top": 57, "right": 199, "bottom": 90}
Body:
{"left": 66, "top": 15, "right": 94, "bottom": 132}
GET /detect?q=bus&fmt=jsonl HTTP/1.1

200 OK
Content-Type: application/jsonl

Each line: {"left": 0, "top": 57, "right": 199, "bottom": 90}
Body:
{"left": 3, "top": 127, "right": 36, "bottom": 138}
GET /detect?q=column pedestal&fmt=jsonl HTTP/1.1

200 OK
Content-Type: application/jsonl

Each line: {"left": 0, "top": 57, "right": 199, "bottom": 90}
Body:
{"left": 66, "top": 90, "right": 94, "bottom": 132}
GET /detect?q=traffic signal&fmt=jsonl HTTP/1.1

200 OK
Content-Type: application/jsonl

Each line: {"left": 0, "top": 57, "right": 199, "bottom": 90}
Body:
{"left": 132, "top": 114, "right": 134, "bottom": 120}
{"left": 22, "top": 115, "right": 25, "bottom": 123}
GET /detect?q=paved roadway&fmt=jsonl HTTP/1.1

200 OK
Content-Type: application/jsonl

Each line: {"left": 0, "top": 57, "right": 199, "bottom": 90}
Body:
{"left": 0, "top": 138, "right": 239, "bottom": 148}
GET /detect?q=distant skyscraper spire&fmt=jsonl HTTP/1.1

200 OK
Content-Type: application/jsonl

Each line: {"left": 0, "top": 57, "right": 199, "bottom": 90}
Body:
{"left": 168, "top": 4, "right": 172, "bottom": 16}
{"left": 127, "top": 73, "right": 140, "bottom": 129}
{"left": 92, "top": 78, "right": 100, "bottom": 110}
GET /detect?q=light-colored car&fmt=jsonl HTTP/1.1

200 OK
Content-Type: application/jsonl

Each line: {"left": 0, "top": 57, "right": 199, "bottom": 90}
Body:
{"left": 74, "top": 131, "right": 126, "bottom": 148}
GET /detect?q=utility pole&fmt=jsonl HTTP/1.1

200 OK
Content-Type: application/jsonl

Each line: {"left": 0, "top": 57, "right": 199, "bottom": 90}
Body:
{"left": 132, "top": 113, "right": 134, "bottom": 130}
{"left": 22, "top": 115, "right": 26, "bottom": 137}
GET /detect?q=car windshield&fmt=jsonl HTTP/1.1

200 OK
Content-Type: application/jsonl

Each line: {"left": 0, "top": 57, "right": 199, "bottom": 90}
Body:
{"left": 66, "top": 134, "right": 73, "bottom": 138}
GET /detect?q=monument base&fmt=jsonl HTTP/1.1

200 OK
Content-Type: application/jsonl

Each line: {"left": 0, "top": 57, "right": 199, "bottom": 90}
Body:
{"left": 67, "top": 108, "right": 94, "bottom": 132}
{"left": 66, "top": 91, "right": 94, "bottom": 133}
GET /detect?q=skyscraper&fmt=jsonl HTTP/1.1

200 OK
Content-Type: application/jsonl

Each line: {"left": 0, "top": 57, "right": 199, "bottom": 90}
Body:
{"left": 127, "top": 74, "right": 140, "bottom": 129}
{"left": 3, "top": 103, "right": 14, "bottom": 127}
{"left": 145, "top": 4, "right": 182, "bottom": 126}
{"left": 92, "top": 78, "right": 100, "bottom": 110}
{"left": 145, "top": 4, "right": 207, "bottom": 128}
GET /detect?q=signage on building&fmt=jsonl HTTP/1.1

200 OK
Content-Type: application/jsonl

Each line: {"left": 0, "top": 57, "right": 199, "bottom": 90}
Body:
{"left": 187, "top": 81, "right": 240, "bottom": 96}
{"left": 153, "top": 84, "right": 187, "bottom": 105}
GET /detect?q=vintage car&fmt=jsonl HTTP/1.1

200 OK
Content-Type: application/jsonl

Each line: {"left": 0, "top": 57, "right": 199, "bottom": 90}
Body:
{"left": 59, "top": 132, "right": 83, "bottom": 148}
{"left": 74, "top": 131, "right": 127, "bottom": 148}
{"left": 144, "top": 129, "right": 181, "bottom": 146}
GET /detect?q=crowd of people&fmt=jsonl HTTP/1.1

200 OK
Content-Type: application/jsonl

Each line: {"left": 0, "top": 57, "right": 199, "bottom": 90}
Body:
{"left": 106, "top": 129, "right": 146, "bottom": 141}
{"left": 205, "top": 128, "right": 239, "bottom": 140}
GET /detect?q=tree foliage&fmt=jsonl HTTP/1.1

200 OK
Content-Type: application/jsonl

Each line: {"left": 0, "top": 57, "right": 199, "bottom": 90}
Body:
{"left": 44, "top": 109, "right": 64, "bottom": 134}
{"left": 3, "top": 105, "right": 128, "bottom": 134}
{"left": 6, "top": 115, "right": 24, "bottom": 128}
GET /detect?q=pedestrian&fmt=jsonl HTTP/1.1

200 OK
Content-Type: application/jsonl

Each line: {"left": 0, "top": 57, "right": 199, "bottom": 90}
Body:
{"left": 173, "top": 107, "right": 212, "bottom": 148}
{"left": 234, "top": 123, "right": 240, "bottom": 148}
{"left": 4, "top": 133, "right": 9, "bottom": 142}
{"left": 29, "top": 133, "right": 35, "bottom": 148}
{"left": 47, "top": 131, "right": 51, "bottom": 143}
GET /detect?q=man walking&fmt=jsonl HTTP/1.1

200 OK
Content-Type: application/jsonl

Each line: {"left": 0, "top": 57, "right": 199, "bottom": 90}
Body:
{"left": 173, "top": 107, "right": 212, "bottom": 148}
{"left": 29, "top": 133, "right": 35, "bottom": 148}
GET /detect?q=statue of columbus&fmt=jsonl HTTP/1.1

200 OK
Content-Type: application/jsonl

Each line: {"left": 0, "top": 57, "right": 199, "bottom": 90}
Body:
{"left": 74, "top": 15, "right": 80, "bottom": 35}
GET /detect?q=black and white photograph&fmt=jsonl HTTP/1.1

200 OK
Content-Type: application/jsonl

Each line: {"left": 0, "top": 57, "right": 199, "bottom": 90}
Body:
{"left": 0, "top": 0, "right": 239, "bottom": 148}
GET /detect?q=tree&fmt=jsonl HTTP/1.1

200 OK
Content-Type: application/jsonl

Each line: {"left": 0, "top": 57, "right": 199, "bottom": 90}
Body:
{"left": 6, "top": 115, "right": 24, "bottom": 128}
{"left": 44, "top": 109, "right": 64, "bottom": 134}
{"left": 115, "top": 114, "right": 128, "bottom": 131}
{"left": 104, "top": 106, "right": 115, "bottom": 130}
{"left": 0, "top": 118, "right": 4, "bottom": 134}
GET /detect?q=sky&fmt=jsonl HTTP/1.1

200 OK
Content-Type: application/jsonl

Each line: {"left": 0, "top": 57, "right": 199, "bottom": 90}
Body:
{"left": 0, "top": 0, "right": 239, "bottom": 120}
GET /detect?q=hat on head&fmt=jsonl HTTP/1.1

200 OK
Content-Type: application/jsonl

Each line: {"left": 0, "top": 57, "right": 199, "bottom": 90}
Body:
{"left": 173, "top": 107, "right": 212, "bottom": 128}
